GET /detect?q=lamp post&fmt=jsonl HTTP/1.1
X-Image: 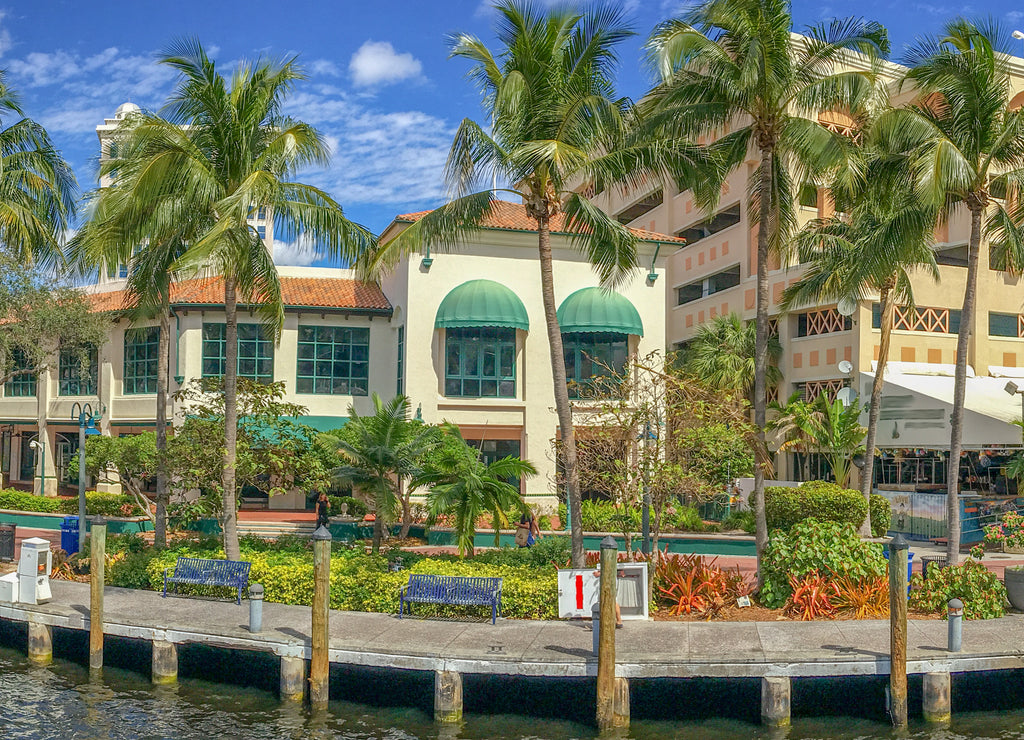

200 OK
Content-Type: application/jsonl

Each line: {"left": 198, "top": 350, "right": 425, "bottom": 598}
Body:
{"left": 71, "top": 402, "right": 102, "bottom": 552}
{"left": 1005, "top": 381, "right": 1024, "bottom": 430}
{"left": 28, "top": 438, "right": 44, "bottom": 497}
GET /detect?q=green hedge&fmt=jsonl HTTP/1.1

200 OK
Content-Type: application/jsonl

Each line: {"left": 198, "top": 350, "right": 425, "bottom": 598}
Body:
{"left": 0, "top": 489, "right": 144, "bottom": 517}
{"left": 327, "top": 495, "right": 367, "bottom": 518}
{"left": 869, "top": 494, "right": 891, "bottom": 537}
{"left": 0, "top": 489, "right": 63, "bottom": 513}
{"left": 765, "top": 481, "right": 868, "bottom": 533}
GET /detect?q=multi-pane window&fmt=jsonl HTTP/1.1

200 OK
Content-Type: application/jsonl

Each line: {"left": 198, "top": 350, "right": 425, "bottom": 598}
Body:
{"left": 445, "top": 327, "right": 516, "bottom": 398}
{"left": 202, "top": 323, "right": 274, "bottom": 382}
{"left": 124, "top": 327, "right": 159, "bottom": 394}
{"left": 872, "top": 304, "right": 961, "bottom": 334}
{"left": 396, "top": 325, "right": 405, "bottom": 395}
{"left": 295, "top": 325, "right": 369, "bottom": 395}
{"left": 257, "top": 225, "right": 266, "bottom": 241}
{"left": 5, "top": 349, "right": 36, "bottom": 397}
{"left": 797, "top": 309, "right": 852, "bottom": 337}
{"left": 563, "top": 332, "right": 628, "bottom": 398}
{"left": 676, "top": 265, "right": 741, "bottom": 305}
{"left": 990, "top": 312, "right": 1024, "bottom": 338}
{"left": 59, "top": 346, "right": 98, "bottom": 396}
{"left": 676, "top": 203, "right": 741, "bottom": 245}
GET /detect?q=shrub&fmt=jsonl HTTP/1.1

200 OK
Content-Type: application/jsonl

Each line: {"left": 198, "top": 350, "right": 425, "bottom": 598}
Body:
{"left": 655, "top": 553, "right": 750, "bottom": 617}
{"left": 786, "top": 573, "right": 840, "bottom": 620}
{"left": 537, "top": 514, "right": 552, "bottom": 530}
{"left": 721, "top": 510, "right": 755, "bottom": 534}
{"left": 765, "top": 481, "right": 868, "bottom": 533}
{"left": 0, "top": 489, "right": 62, "bottom": 513}
{"left": 57, "top": 492, "right": 144, "bottom": 518}
{"left": 108, "top": 551, "right": 159, "bottom": 589}
{"left": 833, "top": 575, "right": 889, "bottom": 619}
{"left": 668, "top": 505, "right": 710, "bottom": 532}
{"left": 909, "top": 559, "right": 1006, "bottom": 620}
{"left": 327, "top": 495, "right": 367, "bottom": 518}
{"left": 869, "top": 494, "right": 891, "bottom": 537}
{"left": 475, "top": 536, "right": 571, "bottom": 569}
{"left": 759, "top": 519, "right": 885, "bottom": 608}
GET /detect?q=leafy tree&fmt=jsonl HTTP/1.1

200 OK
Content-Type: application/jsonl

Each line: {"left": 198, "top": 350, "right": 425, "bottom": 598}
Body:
{"left": 680, "top": 313, "right": 781, "bottom": 398}
{"left": 875, "top": 19, "right": 1024, "bottom": 563}
{"left": 361, "top": 1, "right": 710, "bottom": 568}
{"left": 646, "top": 0, "right": 888, "bottom": 580}
{"left": 413, "top": 424, "right": 535, "bottom": 557}
{"left": 72, "top": 433, "right": 158, "bottom": 527}
{"left": 99, "top": 40, "right": 374, "bottom": 559}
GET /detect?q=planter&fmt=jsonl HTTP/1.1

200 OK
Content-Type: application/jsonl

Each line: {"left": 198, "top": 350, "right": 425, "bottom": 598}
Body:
{"left": 1004, "top": 567, "right": 1024, "bottom": 611}
{"left": 1003, "top": 544, "right": 1024, "bottom": 554}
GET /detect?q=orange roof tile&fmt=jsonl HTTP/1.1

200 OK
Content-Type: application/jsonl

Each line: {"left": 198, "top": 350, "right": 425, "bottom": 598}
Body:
{"left": 87, "top": 275, "right": 392, "bottom": 315}
{"left": 395, "top": 200, "right": 685, "bottom": 244}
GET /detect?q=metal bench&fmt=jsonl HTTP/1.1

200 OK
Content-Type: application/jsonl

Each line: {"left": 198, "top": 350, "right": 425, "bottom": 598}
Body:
{"left": 399, "top": 574, "right": 503, "bottom": 624}
{"left": 162, "top": 557, "right": 251, "bottom": 604}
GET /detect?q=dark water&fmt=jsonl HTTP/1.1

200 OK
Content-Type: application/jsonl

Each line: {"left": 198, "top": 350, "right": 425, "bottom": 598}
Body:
{"left": 3, "top": 640, "right": 1024, "bottom": 739}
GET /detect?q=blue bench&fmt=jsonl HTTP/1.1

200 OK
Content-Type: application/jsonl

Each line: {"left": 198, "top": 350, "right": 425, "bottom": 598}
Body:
{"left": 399, "top": 574, "right": 503, "bottom": 624}
{"left": 163, "top": 557, "right": 251, "bottom": 604}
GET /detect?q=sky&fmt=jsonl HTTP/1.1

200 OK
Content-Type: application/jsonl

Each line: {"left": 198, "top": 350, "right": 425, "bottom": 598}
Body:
{"left": 4, "top": 0, "right": 1024, "bottom": 267}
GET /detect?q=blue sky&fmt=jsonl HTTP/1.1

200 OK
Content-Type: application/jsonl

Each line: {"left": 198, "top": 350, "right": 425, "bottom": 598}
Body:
{"left": 3, "top": 0, "right": 1024, "bottom": 266}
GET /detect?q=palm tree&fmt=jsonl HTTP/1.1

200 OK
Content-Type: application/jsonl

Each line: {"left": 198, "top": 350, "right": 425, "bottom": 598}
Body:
{"left": 680, "top": 312, "right": 781, "bottom": 398}
{"left": 360, "top": 1, "right": 711, "bottom": 568}
{"left": 875, "top": 19, "right": 1024, "bottom": 563}
{"left": 88, "top": 40, "right": 374, "bottom": 559}
{"left": 645, "top": 0, "right": 889, "bottom": 576}
{"left": 414, "top": 425, "right": 536, "bottom": 556}
{"left": 769, "top": 393, "right": 866, "bottom": 488}
{"left": 334, "top": 394, "right": 438, "bottom": 553}
{"left": 784, "top": 157, "right": 938, "bottom": 535}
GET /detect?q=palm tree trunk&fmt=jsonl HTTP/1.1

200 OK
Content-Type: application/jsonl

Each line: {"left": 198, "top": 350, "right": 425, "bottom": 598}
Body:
{"left": 399, "top": 478, "right": 412, "bottom": 539}
{"left": 154, "top": 310, "right": 170, "bottom": 548}
{"left": 946, "top": 203, "right": 984, "bottom": 565}
{"left": 859, "top": 282, "right": 896, "bottom": 536}
{"left": 493, "top": 507, "right": 501, "bottom": 548}
{"left": 372, "top": 510, "right": 382, "bottom": 554}
{"left": 752, "top": 145, "right": 773, "bottom": 587}
{"left": 537, "top": 214, "right": 584, "bottom": 568}
{"left": 222, "top": 276, "right": 241, "bottom": 561}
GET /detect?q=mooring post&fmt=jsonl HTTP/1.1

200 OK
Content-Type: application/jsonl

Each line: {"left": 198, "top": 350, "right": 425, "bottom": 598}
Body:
{"left": 761, "top": 676, "right": 791, "bottom": 727}
{"left": 948, "top": 598, "right": 963, "bottom": 652}
{"left": 249, "top": 583, "right": 264, "bottom": 633}
{"left": 596, "top": 535, "right": 626, "bottom": 731}
{"left": 888, "top": 533, "right": 909, "bottom": 728}
{"left": 309, "top": 525, "right": 331, "bottom": 709}
{"left": 89, "top": 516, "right": 107, "bottom": 671}
{"left": 923, "top": 671, "right": 951, "bottom": 724}
{"left": 27, "top": 620, "right": 52, "bottom": 665}
{"left": 434, "top": 670, "right": 463, "bottom": 723}
{"left": 151, "top": 640, "right": 178, "bottom": 684}
{"left": 280, "top": 656, "right": 305, "bottom": 702}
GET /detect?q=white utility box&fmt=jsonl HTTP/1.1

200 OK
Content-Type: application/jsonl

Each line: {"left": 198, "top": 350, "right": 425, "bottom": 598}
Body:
{"left": 0, "top": 571, "right": 18, "bottom": 602}
{"left": 17, "top": 537, "right": 52, "bottom": 605}
{"left": 556, "top": 562, "right": 648, "bottom": 620}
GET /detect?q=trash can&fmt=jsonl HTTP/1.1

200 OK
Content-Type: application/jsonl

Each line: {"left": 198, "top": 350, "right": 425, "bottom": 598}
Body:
{"left": 0, "top": 523, "right": 14, "bottom": 561}
{"left": 60, "top": 516, "right": 79, "bottom": 555}
{"left": 883, "top": 550, "right": 915, "bottom": 594}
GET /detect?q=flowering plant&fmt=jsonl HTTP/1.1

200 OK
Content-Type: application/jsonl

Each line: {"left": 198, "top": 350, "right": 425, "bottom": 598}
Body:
{"left": 982, "top": 511, "right": 1024, "bottom": 550}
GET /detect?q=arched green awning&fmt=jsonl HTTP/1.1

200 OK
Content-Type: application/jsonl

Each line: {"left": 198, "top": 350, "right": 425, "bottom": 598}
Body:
{"left": 434, "top": 279, "right": 530, "bottom": 331}
{"left": 557, "top": 287, "right": 643, "bottom": 336}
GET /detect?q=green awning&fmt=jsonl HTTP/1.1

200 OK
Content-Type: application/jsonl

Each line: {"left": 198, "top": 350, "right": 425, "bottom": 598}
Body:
{"left": 557, "top": 287, "right": 644, "bottom": 336}
{"left": 434, "top": 279, "right": 530, "bottom": 331}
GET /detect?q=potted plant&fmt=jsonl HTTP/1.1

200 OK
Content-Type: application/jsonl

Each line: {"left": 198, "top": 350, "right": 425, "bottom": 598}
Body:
{"left": 1006, "top": 565, "right": 1024, "bottom": 611}
{"left": 982, "top": 511, "right": 1024, "bottom": 554}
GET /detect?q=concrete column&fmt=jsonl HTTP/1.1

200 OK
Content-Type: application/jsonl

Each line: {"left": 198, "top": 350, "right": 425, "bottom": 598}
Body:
{"left": 279, "top": 656, "right": 305, "bottom": 702}
{"left": 434, "top": 670, "right": 463, "bottom": 723}
{"left": 761, "top": 676, "right": 791, "bottom": 727}
{"left": 612, "top": 677, "right": 630, "bottom": 728}
{"left": 923, "top": 671, "right": 952, "bottom": 724}
{"left": 27, "top": 621, "right": 52, "bottom": 665}
{"left": 151, "top": 640, "right": 178, "bottom": 684}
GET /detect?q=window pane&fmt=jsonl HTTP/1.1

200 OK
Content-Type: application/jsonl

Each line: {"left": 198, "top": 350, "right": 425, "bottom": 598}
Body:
{"left": 295, "top": 324, "right": 370, "bottom": 395}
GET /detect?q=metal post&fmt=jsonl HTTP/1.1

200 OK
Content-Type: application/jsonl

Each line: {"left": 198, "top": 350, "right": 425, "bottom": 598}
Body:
{"left": 596, "top": 535, "right": 624, "bottom": 731}
{"left": 948, "top": 598, "right": 963, "bottom": 652}
{"left": 249, "top": 583, "right": 264, "bottom": 633}
{"left": 77, "top": 409, "right": 87, "bottom": 553}
{"left": 89, "top": 516, "right": 107, "bottom": 671}
{"left": 310, "top": 525, "right": 331, "bottom": 709}
{"left": 888, "top": 533, "right": 908, "bottom": 728}
{"left": 591, "top": 603, "right": 600, "bottom": 656}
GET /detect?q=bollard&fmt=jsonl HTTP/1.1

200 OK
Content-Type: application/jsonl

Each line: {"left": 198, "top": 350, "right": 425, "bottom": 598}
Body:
{"left": 888, "top": 533, "right": 909, "bottom": 729}
{"left": 592, "top": 603, "right": 600, "bottom": 656}
{"left": 948, "top": 598, "right": 963, "bottom": 652}
{"left": 249, "top": 583, "right": 264, "bottom": 633}
{"left": 309, "top": 525, "right": 331, "bottom": 710}
{"left": 596, "top": 535, "right": 626, "bottom": 731}
{"left": 89, "top": 517, "right": 107, "bottom": 672}
{"left": 27, "top": 621, "right": 52, "bottom": 665}
{"left": 923, "top": 671, "right": 952, "bottom": 724}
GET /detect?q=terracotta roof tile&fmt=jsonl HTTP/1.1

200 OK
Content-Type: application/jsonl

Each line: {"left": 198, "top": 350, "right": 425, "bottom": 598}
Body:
{"left": 395, "top": 200, "right": 685, "bottom": 244}
{"left": 87, "top": 275, "right": 392, "bottom": 314}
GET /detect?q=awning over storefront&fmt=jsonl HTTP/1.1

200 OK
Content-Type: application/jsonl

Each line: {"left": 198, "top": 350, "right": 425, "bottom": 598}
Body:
{"left": 285, "top": 415, "right": 348, "bottom": 433}
{"left": 434, "top": 279, "right": 530, "bottom": 331}
{"left": 556, "top": 287, "right": 643, "bottom": 336}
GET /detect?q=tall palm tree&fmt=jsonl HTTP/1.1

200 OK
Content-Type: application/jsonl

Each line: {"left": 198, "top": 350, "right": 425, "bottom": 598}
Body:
{"left": 681, "top": 312, "right": 781, "bottom": 398}
{"left": 89, "top": 40, "right": 374, "bottom": 559}
{"left": 361, "top": 1, "right": 711, "bottom": 568}
{"left": 645, "top": 0, "right": 889, "bottom": 578}
{"left": 334, "top": 394, "right": 438, "bottom": 553}
{"left": 784, "top": 162, "right": 939, "bottom": 534}
{"left": 875, "top": 19, "right": 1024, "bottom": 563}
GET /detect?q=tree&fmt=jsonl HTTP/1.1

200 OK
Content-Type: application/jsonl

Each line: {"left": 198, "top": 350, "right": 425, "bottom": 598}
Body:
{"left": 784, "top": 151, "right": 938, "bottom": 534}
{"left": 333, "top": 394, "right": 438, "bottom": 553}
{"left": 646, "top": 0, "right": 888, "bottom": 580}
{"left": 680, "top": 312, "right": 781, "bottom": 398}
{"left": 74, "top": 433, "right": 158, "bottom": 525}
{"left": 413, "top": 424, "right": 535, "bottom": 557}
{"left": 769, "top": 393, "right": 866, "bottom": 488}
{"left": 360, "top": 1, "right": 712, "bottom": 569}
{"left": 876, "top": 19, "right": 1024, "bottom": 563}
{"left": 94, "top": 40, "right": 374, "bottom": 559}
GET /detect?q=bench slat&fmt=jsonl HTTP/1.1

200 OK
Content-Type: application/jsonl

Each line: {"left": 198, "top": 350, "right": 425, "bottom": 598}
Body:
{"left": 399, "top": 574, "right": 502, "bottom": 623}
{"left": 163, "top": 557, "right": 251, "bottom": 604}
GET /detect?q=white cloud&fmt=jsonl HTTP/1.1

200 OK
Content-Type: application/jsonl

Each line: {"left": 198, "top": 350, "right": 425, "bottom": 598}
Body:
{"left": 0, "top": 11, "right": 13, "bottom": 58}
{"left": 273, "top": 235, "right": 322, "bottom": 266}
{"left": 309, "top": 59, "right": 343, "bottom": 77}
{"left": 349, "top": 41, "right": 423, "bottom": 88}
{"left": 1009, "top": 10, "right": 1024, "bottom": 22}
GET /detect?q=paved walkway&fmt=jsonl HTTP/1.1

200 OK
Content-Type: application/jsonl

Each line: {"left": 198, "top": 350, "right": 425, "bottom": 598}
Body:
{"left": 3, "top": 580, "right": 1024, "bottom": 679}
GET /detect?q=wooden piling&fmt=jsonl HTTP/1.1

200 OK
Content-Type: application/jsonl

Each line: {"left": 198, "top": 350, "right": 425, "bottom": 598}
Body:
{"left": 280, "top": 656, "right": 305, "bottom": 702}
{"left": 923, "top": 671, "right": 951, "bottom": 724}
{"left": 89, "top": 517, "right": 106, "bottom": 671}
{"left": 596, "top": 535, "right": 625, "bottom": 731}
{"left": 888, "top": 534, "right": 908, "bottom": 728}
{"left": 434, "top": 670, "right": 463, "bottom": 723}
{"left": 761, "top": 676, "right": 791, "bottom": 727}
{"left": 309, "top": 525, "right": 331, "bottom": 709}
{"left": 151, "top": 640, "right": 178, "bottom": 684}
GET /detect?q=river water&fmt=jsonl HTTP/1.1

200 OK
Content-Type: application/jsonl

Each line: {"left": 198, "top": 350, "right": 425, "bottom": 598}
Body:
{"left": 4, "top": 643, "right": 1024, "bottom": 740}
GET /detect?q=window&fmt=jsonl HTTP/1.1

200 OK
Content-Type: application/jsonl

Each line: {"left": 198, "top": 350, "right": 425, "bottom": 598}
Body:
{"left": 991, "top": 244, "right": 1013, "bottom": 272}
{"left": 124, "top": 327, "right": 159, "bottom": 394}
{"left": 5, "top": 349, "right": 35, "bottom": 397}
{"left": 798, "top": 183, "right": 818, "bottom": 209}
{"left": 202, "top": 323, "right": 274, "bottom": 382}
{"left": 676, "top": 203, "right": 741, "bottom": 245}
{"left": 563, "top": 331, "right": 628, "bottom": 398}
{"left": 990, "top": 312, "right": 1024, "bottom": 338}
{"left": 59, "top": 346, "right": 98, "bottom": 396}
{"left": 676, "top": 264, "right": 741, "bottom": 305}
{"left": 107, "top": 141, "right": 118, "bottom": 159}
{"left": 934, "top": 244, "right": 968, "bottom": 267}
{"left": 257, "top": 225, "right": 266, "bottom": 241}
{"left": 396, "top": 325, "right": 405, "bottom": 395}
{"left": 257, "top": 206, "right": 267, "bottom": 220}
{"left": 467, "top": 438, "right": 523, "bottom": 489}
{"left": 295, "top": 325, "right": 369, "bottom": 395}
{"left": 444, "top": 327, "right": 516, "bottom": 398}
{"left": 872, "top": 304, "right": 961, "bottom": 333}
{"left": 614, "top": 189, "right": 663, "bottom": 224}
{"left": 796, "top": 309, "right": 852, "bottom": 337}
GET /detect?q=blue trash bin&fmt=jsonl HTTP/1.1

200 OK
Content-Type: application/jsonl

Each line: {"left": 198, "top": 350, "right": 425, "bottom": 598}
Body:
{"left": 883, "top": 550, "right": 915, "bottom": 594}
{"left": 61, "top": 516, "right": 79, "bottom": 555}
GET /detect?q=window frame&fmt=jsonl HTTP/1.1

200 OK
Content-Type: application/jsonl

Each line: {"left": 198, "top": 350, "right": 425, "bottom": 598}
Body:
{"left": 4, "top": 349, "right": 36, "bottom": 398}
{"left": 202, "top": 323, "right": 275, "bottom": 383}
{"left": 563, "top": 331, "right": 629, "bottom": 399}
{"left": 123, "top": 327, "right": 160, "bottom": 395}
{"left": 444, "top": 326, "right": 517, "bottom": 399}
{"left": 59, "top": 346, "right": 98, "bottom": 396}
{"left": 295, "top": 325, "right": 370, "bottom": 395}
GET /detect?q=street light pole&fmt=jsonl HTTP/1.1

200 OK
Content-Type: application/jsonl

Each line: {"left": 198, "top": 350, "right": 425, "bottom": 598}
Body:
{"left": 71, "top": 402, "right": 102, "bottom": 552}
